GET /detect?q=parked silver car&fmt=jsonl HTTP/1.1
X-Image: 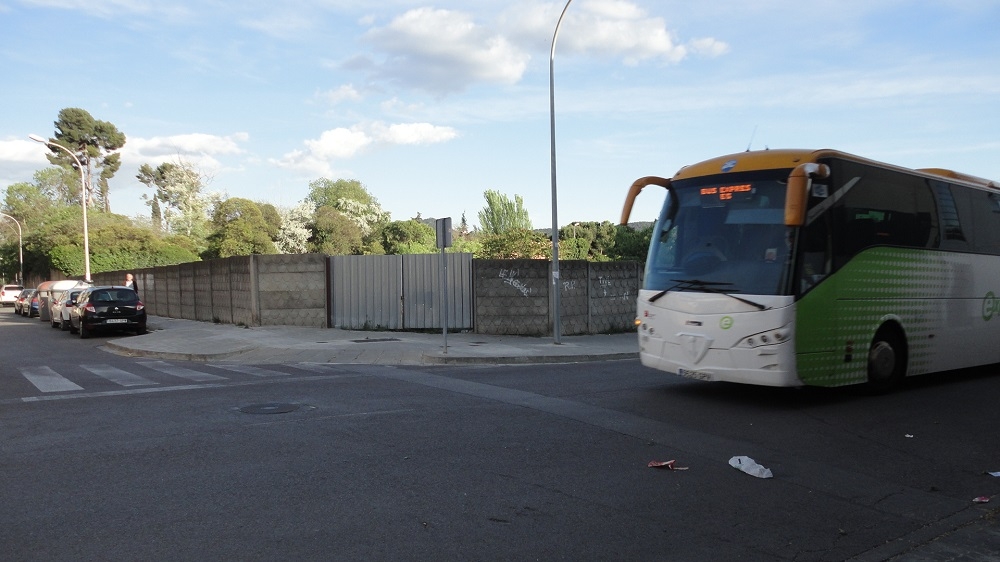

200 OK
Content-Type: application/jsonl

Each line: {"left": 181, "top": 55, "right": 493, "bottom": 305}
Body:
{"left": 50, "top": 289, "right": 84, "bottom": 330}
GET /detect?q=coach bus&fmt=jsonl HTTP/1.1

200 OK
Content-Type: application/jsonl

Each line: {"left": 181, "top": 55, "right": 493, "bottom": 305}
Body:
{"left": 620, "top": 148, "right": 1000, "bottom": 389}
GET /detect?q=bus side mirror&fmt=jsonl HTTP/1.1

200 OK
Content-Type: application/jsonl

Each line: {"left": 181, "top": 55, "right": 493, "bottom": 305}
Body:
{"left": 621, "top": 176, "right": 671, "bottom": 225}
{"left": 785, "top": 163, "right": 829, "bottom": 226}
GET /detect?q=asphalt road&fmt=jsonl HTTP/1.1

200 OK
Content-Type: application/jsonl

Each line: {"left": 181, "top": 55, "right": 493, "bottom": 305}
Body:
{"left": 1, "top": 310, "right": 999, "bottom": 561}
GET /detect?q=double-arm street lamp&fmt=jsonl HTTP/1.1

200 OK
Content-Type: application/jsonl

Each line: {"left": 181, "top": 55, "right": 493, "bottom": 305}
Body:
{"left": 0, "top": 213, "right": 23, "bottom": 284}
{"left": 28, "top": 134, "right": 91, "bottom": 283}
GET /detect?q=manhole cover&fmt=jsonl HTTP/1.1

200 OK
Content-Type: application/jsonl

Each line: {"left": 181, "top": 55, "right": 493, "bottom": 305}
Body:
{"left": 351, "top": 338, "right": 401, "bottom": 343}
{"left": 239, "top": 403, "right": 300, "bottom": 415}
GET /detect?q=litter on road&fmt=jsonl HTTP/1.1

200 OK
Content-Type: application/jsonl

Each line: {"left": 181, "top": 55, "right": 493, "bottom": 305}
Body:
{"left": 648, "top": 460, "right": 689, "bottom": 470}
{"left": 729, "top": 455, "right": 773, "bottom": 479}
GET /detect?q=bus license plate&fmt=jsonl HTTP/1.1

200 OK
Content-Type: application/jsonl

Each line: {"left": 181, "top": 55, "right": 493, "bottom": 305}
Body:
{"left": 678, "top": 368, "right": 711, "bottom": 381}
{"left": 106, "top": 318, "right": 127, "bottom": 324}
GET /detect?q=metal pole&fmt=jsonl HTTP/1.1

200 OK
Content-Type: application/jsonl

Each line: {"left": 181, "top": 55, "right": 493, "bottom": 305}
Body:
{"left": 0, "top": 213, "right": 23, "bottom": 284}
{"left": 549, "top": 0, "right": 573, "bottom": 345}
{"left": 29, "top": 135, "right": 91, "bottom": 282}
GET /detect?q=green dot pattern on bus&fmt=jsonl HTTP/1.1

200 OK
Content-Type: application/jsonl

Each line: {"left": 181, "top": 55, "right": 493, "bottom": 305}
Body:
{"left": 795, "top": 247, "right": 949, "bottom": 386}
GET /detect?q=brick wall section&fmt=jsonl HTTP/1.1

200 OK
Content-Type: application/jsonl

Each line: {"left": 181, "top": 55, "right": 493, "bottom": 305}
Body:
{"left": 193, "top": 261, "right": 214, "bottom": 322}
{"left": 257, "top": 254, "right": 326, "bottom": 327}
{"left": 228, "top": 257, "right": 255, "bottom": 326}
{"left": 559, "top": 260, "right": 589, "bottom": 335}
{"left": 474, "top": 259, "right": 550, "bottom": 336}
{"left": 178, "top": 262, "right": 196, "bottom": 320}
{"left": 589, "top": 261, "right": 641, "bottom": 333}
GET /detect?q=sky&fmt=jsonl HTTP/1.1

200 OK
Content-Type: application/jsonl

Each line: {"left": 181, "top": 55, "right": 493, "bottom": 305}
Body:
{"left": 1, "top": 0, "right": 998, "bottom": 230}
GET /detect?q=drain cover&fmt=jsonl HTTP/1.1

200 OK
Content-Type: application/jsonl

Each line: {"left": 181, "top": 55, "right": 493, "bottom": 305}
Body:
{"left": 239, "top": 402, "right": 300, "bottom": 415}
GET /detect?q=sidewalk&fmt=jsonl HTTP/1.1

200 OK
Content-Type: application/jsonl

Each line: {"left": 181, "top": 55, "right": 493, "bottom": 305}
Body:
{"left": 102, "top": 316, "right": 640, "bottom": 365}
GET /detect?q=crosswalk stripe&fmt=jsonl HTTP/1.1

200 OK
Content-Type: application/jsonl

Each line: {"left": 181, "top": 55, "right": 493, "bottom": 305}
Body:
{"left": 291, "top": 362, "right": 340, "bottom": 374}
{"left": 20, "top": 366, "right": 84, "bottom": 393}
{"left": 81, "top": 365, "right": 158, "bottom": 387}
{"left": 208, "top": 364, "right": 291, "bottom": 377}
{"left": 137, "top": 360, "right": 228, "bottom": 382}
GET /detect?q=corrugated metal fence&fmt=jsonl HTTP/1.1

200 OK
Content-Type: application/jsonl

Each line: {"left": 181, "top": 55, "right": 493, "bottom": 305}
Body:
{"left": 329, "top": 253, "right": 474, "bottom": 330}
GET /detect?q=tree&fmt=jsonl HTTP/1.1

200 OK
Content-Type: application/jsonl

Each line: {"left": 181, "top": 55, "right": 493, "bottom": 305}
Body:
{"left": 304, "top": 178, "right": 390, "bottom": 250}
{"left": 380, "top": 219, "right": 436, "bottom": 254}
{"left": 309, "top": 206, "right": 362, "bottom": 255}
{"left": 258, "top": 202, "right": 282, "bottom": 244}
{"left": 608, "top": 223, "right": 654, "bottom": 261}
{"left": 204, "top": 198, "right": 277, "bottom": 258}
{"left": 42, "top": 108, "right": 126, "bottom": 212}
{"left": 137, "top": 160, "right": 212, "bottom": 241}
{"left": 275, "top": 202, "right": 312, "bottom": 254}
{"left": 136, "top": 162, "right": 175, "bottom": 230}
{"left": 558, "top": 221, "right": 617, "bottom": 261}
{"left": 479, "top": 228, "right": 551, "bottom": 259}
{"left": 477, "top": 190, "right": 532, "bottom": 235}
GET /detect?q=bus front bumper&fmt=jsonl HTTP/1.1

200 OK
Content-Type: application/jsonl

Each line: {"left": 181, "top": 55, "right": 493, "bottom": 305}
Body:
{"left": 639, "top": 334, "right": 802, "bottom": 387}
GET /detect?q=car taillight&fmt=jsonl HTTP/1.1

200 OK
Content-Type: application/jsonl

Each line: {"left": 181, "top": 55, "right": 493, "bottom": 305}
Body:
{"left": 84, "top": 303, "right": 96, "bottom": 313}
{"left": 136, "top": 301, "right": 145, "bottom": 311}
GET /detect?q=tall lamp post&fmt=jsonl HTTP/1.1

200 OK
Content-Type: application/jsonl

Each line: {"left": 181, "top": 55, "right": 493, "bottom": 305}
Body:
{"left": 549, "top": 0, "right": 574, "bottom": 344}
{"left": 0, "top": 213, "right": 23, "bottom": 284}
{"left": 29, "top": 134, "right": 91, "bottom": 283}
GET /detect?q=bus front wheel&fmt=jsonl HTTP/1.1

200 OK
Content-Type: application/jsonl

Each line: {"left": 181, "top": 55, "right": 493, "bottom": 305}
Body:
{"left": 866, "top": 326, "right": 906, "bottom": 393}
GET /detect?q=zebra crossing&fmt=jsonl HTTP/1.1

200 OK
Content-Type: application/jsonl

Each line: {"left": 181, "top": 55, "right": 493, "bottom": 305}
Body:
{"left": 6, "top": 361, "right": 353, "bottom": 401}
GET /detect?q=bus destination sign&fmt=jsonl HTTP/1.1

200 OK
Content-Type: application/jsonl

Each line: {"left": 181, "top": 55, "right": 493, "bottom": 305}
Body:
{"left": 700, "top": 183, "right": 752, "bottom": 202}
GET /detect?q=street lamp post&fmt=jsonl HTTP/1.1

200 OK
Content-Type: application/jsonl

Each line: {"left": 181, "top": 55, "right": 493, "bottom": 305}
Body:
{"left": 0, "top": 213, "right": 23, "bottom": 284}
{"left": 29, "top": 134, "right": 91, "bottom": 283}
{"left": 549, "top": 0, "right": 574, "bottom": 344}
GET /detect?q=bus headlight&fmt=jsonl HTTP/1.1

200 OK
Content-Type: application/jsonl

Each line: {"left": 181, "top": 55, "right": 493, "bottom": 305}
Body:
{"left": 738, "top": 326, "right": 791, "bottom": 348}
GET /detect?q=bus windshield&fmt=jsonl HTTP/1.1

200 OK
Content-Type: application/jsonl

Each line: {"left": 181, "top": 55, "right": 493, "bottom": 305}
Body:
{"left": 644, "top": 171, "right": 792, "bottom": 296}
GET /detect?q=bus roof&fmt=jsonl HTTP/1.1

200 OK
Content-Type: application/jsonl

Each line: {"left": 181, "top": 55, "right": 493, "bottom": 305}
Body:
{"left": 671, "top": 148, "right": 999, "bottom": 191}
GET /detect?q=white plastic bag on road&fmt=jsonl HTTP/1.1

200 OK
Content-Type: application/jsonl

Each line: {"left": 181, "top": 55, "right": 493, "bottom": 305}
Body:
{"left": 729, "top": 455, "right": 773, "bottom": 479}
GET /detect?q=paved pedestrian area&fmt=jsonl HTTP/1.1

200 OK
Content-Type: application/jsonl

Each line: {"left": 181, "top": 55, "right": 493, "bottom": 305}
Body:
{"left": 103, "top": 316, "right": 640, "bottom": 365}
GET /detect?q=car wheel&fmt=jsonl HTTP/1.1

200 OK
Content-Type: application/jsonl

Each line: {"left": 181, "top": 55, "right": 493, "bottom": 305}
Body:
{"left": 79, "top": 323, "right": 90, "bottom": 339}
{"left": 51, "top": 318, "right": 60, "bottom": 328}
{"left": 135, "top": 325, "right": 147, "bottom": 335}
{"left": 60, "top": 318, "right": 69, "bottom": 331}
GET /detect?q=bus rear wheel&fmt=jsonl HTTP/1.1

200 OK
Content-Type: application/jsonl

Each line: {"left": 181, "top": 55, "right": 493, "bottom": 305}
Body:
{"left": 866, "top": 327, "right": 906, "bottom": 393}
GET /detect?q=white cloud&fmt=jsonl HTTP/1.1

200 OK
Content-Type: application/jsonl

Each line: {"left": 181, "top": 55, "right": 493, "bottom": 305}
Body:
{"left": 317, "top": 84, "right": 364, "bottom": 105}
{"left": 305, "top": 127, "right": 374, "bottom": 159}
{"left": 0, "top": 138, "right": 51, "bottom": 165}
{"left": 375, "top": 123, "right": 458, "bottom": 144}
{"left": 363, "top": 8, "right": 530, "bottom": 94}
{"left": 500, "top": 0, "right": 722, "bottom": 65}
{"left": 125, "top": 132, "right": 249, "bottom": 160}
{"left": 687, "top": 37, "right": 730, "bottom": 58}
{"left": 274, "top": 121, "right": 458, "bottom": 175}
{"left": 21, "top": 0, "right": 190, "bottom": 20}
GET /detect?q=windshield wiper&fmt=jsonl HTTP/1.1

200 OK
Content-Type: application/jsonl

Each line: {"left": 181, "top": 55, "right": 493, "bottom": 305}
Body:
{"left": 649, "top": 278, "right": 768, "bottom": 311}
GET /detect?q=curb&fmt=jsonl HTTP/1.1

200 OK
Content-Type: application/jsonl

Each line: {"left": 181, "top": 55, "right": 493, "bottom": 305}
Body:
{"left": 102, "top": 341, "right": 256, "bottom": 362}
{"left": 421, "top": 352, "right": 637, "bottom": 365}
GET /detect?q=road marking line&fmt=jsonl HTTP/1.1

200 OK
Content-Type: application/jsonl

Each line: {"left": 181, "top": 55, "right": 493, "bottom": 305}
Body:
{"left": 137, "top": 360, "right": 228, "bottom": 382}
{"left": 81, "top": 364, "right": 159, "bottom": 387}
{"left": 208, "top": 364, "right": 291, "bottom": 377}
{"left": 20, "top": 366, "right": 84, "bottom": 393}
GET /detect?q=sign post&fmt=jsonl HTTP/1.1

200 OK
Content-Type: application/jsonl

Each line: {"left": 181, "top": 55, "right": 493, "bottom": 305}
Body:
{"left": 435, "top": 218, "right": 453, "bottom": 353}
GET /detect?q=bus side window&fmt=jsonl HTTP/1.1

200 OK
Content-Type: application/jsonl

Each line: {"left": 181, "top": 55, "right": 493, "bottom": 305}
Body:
{"left": 971, "top": 192, "right": 1000, "bottom": 255}
{"left": 800, "top": 216, "right": 831, "bottom": 292}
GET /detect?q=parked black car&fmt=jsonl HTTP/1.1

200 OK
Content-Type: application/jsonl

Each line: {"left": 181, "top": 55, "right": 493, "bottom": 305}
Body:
{"left": 69, "top": 286, "right": 146, "bottom": 338}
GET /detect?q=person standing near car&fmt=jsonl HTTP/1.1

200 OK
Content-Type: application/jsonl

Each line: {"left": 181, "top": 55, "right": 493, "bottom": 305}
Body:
{"left": 125, "top": 273, "right": 134, "bottom": 289}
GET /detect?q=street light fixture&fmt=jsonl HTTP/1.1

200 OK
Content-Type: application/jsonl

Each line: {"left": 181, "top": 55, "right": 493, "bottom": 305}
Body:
{"left": 0, "top": 213, "right": 23, "bottom": 284}
{"left": 549, "top": 0, "right": 574, "bottom": 344}
{"left": 28, "top": 134, "right": 91, "bottom": 283}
